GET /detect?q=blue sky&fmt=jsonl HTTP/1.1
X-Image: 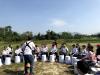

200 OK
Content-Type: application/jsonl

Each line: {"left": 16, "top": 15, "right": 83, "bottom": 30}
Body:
{"left": 0, "top": 0, "right": 100, "bottom": 34}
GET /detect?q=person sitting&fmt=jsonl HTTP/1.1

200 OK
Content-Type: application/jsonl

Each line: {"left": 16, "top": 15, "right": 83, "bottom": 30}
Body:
{"left": 6, "top": 44, "right": 13, "bottom": 56}
{"left": 76, "top": 43, "right": 81, "bottom": 53}
{"left": 59, "top": 43, "right": 69, "bottom": 59}
{"left": 52, "top": 40, "right": 57, "bottom": 47}
{"left": 80, "top": 45, "right": 88, "bottom": 58}
{"left": 34, "top": 45, "right": 41, "bottom": 60}
{"left": 77, "top": 46, "right": 97, "bottom": 75}
{"left": 40, "top": 44, "right": 49, "bottom": 60}
{"left": 15, "top": 46, "right": 22, "bottom": 55}
{"left": 49, "top": 44, "right": 58, "bottom": 61}
{"left": 15, "top": 45, "right": 23, "bottom": 62}
{"left": 71, "top": 44, "right": 79, "bottom": 57}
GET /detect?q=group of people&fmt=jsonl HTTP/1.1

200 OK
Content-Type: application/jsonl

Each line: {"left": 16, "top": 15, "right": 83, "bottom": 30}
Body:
{"left": 1, "top": 37, "right": 100, "bottom": 75}
{"left": 71, "top": 43, "right": 100, "bottom": 75}
{"left": 0, "top": 38, "right": 69, "bottom": 75}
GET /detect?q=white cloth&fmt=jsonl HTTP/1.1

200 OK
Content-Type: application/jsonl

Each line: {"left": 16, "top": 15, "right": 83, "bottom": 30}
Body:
{"left": 61, "top": 47, "right": 68, "bottom": 53}
{"left": 2, "top": 50, "right": 8, "bottom": 55}
{"left": 81, "top": 49, "right": 88, "bottom": 56}
{"left": 50, "top": 46, "right": 58, "bottom": 53}
{"left": 15, "top": 48, "right": 22, "bottom": 55}
{"left": 21, "top": 41, "right": 35, "bottom": 55}
{"left": 6, "top": 47, "right": 12, "bottom": 54}
{"left": 41, "top": 47, "right": 48, "bottom": 52}
{"left": 72, "top": 48, "right": 78, "bottom": 55}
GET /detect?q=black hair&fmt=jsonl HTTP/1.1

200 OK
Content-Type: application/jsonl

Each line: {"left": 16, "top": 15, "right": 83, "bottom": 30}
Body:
{"left": 27, "top": 36, "right": 32, "bottom": 40}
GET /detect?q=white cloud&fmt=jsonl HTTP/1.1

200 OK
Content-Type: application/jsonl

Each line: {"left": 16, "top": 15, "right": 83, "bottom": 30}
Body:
{"left": 50, "top": 19, "right": 66, "bottom": 27}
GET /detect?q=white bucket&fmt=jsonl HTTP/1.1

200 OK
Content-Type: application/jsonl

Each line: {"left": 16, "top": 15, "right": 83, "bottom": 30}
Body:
{"left": 15, "top": 56, "right": 20, "bottom": 63}
{"left": 50, "top": 54, "right": 55, "bottom": 62}
{"left": 5, "top": 57, "right": 11, "bottom": 65}
{"left": 74, "top": 63, "right": 79, "bottom": 74}
{"left": 34, "top": 55, "right": 37, "bottom": 62}
{"left": 71, "top": 57, "right": 77, "bottom": 65}
{"left": 65, "top": 56, "right": 71, "bottom": 64}
{"left": 42, "top": 55, "right": 47, "bottom": 62}
{"left": 59, "top": 55, "right": 64, "bottom": 63}
{"left": 0, "top": 58, "right": 2, "bottom": 67}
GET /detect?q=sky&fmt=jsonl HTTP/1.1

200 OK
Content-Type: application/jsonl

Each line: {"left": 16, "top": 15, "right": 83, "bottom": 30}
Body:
{"left": 0, "top": 0, "right": 100, "bottom": 35}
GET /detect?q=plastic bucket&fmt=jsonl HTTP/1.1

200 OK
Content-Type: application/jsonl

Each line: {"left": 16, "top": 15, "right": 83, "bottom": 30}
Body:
{"left": 59, "top": 55, "right": 64, "bottom": 63}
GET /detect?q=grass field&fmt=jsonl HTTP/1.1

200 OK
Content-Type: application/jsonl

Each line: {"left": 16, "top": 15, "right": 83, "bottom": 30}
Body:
{"left": 0, "top": 41, "right": 99, "bottom": 75}
{"left": 0, "top": 62, "right": 74, "bottom": 75}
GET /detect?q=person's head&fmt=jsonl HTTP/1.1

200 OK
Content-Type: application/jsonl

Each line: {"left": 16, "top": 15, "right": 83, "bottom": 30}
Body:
{"left": 76, "top": 43, "right": 80, "bottom": 46}
{"left": 88, "top": 46, "right": 94, "bottom": 52}
{"left": 87, "top": 43, "right": 91, "bottom": 47}
{"left": 3, "top": 46, "right": 6, "bottom": 49}
{"left": 35, "top": 45, "right": 38, "bottom": 47}
{"left": 82, "top": 45, "right": 86, "bottom": 49}
{"left": 9, "top": 44, "right": 11, "bottom": 47}
{"left": 27, "top": 36, "right": 33, "bottom": 41}
{"left": 44, "top": 44, "right": 47, "bottom": 48}
{"left": 16, "top": 45, "right": 19, "bottom": 49}
{"left": 72, "top": 44, "right": 75, "bottom": 48}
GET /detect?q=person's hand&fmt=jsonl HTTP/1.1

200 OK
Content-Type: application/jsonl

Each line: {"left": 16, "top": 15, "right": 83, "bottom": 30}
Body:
{"left": 80, "top": 58, "right": 84, "bottom": 61}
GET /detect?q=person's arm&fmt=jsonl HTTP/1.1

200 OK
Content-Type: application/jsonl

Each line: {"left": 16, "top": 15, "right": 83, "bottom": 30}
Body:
{"left": 31, "top": 42, "right": 35, "bottom": 51}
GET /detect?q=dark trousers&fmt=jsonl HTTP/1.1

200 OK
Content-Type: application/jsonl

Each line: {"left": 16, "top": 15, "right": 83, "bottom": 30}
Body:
{"left": 59, "top": 52, "right": 67, "bottom": 60}
{"left": 24, "top": 55, "right": 34, "bottom": 74}
{"left": 2, "top": 55, "right": 6, "bottom": 64}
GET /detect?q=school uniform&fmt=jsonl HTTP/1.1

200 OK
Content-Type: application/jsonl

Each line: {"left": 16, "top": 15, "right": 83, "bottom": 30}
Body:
{"left": 15, "top": 48, "right": 22, "bottom": 55}
{"left": 59, "top": 47, "right": 69, "bottom": 60}
{"left": 41, "top": 47, "right": 48, "bottom": 59}
{"left": 21, "top": 41, "right": 35, "bottom": 75}
{"left": 49, "top": 46, "right": 58, "bottom": 61}
{"left": 6, "top": 47, "right": 13, "bottom": 55}
{"left": 15, "top": 48, "right": 23, "bottom": 62}
{"left": 71, "top": 48, "right": 79, "bottom": 57}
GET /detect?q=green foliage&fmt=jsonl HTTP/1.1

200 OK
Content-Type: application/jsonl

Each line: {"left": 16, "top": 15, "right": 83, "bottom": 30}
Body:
{"left": 0, "top": 26, "right": 100, "bottom": 42}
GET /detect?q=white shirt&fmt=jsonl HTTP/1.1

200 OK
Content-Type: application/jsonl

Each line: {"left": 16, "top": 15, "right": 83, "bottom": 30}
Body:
{"left": 15, "top": 48, "right": 22, "bottom": 55}
{"left": 72, "top": 48, "right": 78, "bottom": 55}
{"left": 61, "top": 47, "right": 68, "bottom": 53}
{"left": 6, "top": 47, "right": 12, "bottom": 53}
{"left": 81, "top": 49, "right": 88, "bottom": 56}
{"left": 41, "top": 47, "right": 48, "bottom": 52}
{"left": 2, "top": 50, "right": 8, "bottom": 55}
{"left": 50, "top": 46, "right": 58, "bottom": 53}
{"left": 21, "top": 41, "right": 35, "bottom": 55}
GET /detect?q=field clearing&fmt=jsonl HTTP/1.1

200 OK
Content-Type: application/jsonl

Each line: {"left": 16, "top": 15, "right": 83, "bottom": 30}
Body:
{"left": 0, "top": 42, "right": 99, "bottom": 75}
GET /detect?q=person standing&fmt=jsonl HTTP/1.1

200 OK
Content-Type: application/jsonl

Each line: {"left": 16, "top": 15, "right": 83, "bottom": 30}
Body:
{"left": 96, "top": 44, "right": 100, "bottom": 61}
{"left": 21, "top": 36, "right": 35, "bottom": 75}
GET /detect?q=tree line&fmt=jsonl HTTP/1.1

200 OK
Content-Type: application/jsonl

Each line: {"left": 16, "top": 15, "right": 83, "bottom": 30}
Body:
{"left": 0, "top": 26, "right": 100, "bottom": 42}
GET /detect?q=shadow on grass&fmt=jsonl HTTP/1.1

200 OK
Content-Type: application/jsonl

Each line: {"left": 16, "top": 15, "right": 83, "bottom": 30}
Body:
{"left": 64, "top": 65, "right": 74, "bottom": 74}
{"left": 3, "top": 69, "right": 24, "bottom": 75}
